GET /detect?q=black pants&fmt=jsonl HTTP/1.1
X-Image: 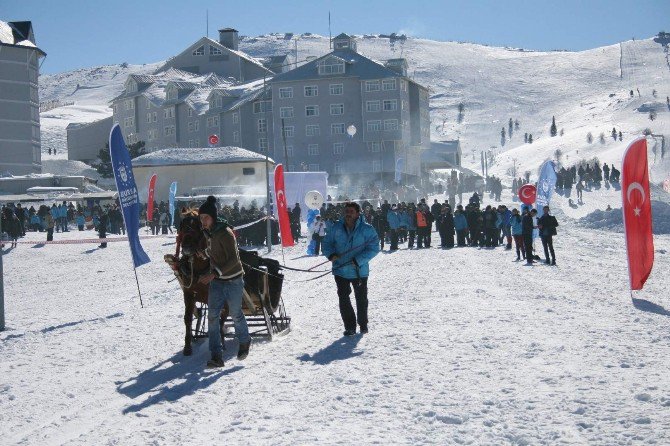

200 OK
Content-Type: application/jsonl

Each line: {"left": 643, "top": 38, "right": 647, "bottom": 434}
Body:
{"left": 541, "top": 235, "right": 555, "bottom": 262}
{"left": 389, "top": 229, "right": 398, "bottom": 250}
{"left": 46, "top": 228, "right": 53, "bottom": 242}
{"left": 313, "top": 234, "right": 322, "bottom": 255}
{"left": 99, "top": 230, "right": 107, "bottom": 248}
{"left": 523, "top": 235, "right": 533, "bottom": 263}
{"left": 456, "top": 229, "right": 467, "bottom": 246}
{"left": 408, "top": 229, "right": 416, "bottom": 248}
{"left": 335, "top": 275, "right": 368, "bottom": 331}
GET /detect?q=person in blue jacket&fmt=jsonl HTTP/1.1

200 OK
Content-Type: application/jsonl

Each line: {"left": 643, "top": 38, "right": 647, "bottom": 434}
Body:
{"left": 453, "top": 205, "right": 469, "bottom": 246}
{"left": 321, "top": 202, "right": 380, "bottom": 336}
{"left": 385, "top": 204, "right": 401, "bottom": 251}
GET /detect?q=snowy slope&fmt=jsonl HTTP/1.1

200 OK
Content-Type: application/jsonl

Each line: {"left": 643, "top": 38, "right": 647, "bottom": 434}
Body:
{"left": 37, "top": 34, "right": 670, "bottom": 218}
{"left": 1, "top": 219, "right": 669, "bottom": 445}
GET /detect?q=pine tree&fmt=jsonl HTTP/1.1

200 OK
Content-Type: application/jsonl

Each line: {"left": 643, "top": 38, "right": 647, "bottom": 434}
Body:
{"left": 528, "top": 134, "right": 533, "bottom": 144}
{"left": 550, "top": 116, "right": 557, "bottom": 137}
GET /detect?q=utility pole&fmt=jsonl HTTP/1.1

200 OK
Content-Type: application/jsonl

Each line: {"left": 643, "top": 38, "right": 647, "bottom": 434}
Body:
{"left": 263, "top": 74, "right": 272, "bottom": 252}
{"left": 1, "top": 214, "right": 5, "bottom": 331}
{"left": 281, "top": 118, "right": 290, "bottom": 170}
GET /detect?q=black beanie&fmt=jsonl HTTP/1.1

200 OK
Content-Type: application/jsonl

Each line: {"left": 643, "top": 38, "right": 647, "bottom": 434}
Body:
{"left": 198, "top": 195, "right": 218, "bottom": 220}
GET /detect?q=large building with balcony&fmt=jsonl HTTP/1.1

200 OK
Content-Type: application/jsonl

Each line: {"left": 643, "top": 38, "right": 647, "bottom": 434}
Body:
{"left": 269, "top": 33, "right": 431, "bottom": 185}
{"left": 0, "top": 20, "right": 46, "bottom": 175}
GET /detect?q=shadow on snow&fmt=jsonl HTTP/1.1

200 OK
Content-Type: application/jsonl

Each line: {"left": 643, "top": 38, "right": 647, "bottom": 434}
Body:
{"left": 632, "top": 298, "right": 670, "bottom": 317}
{"left": 297, "top": 335, "right": 363, "bottom": 365}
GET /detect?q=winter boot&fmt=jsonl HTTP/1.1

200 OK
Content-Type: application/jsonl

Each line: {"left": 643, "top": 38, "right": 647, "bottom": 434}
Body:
{"left": 207, "top": 354, "right": 225, "bottom": 368}
{"left": 237, "top": 341, "right": 251, "bottom": 360}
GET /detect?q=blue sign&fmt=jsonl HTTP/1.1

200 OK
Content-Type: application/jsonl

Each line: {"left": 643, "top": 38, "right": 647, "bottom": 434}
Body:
{"left": 168, "top": 181, "right": 177, "bottom": 226}
{"left": 109, "top": 125, "right": 150, "bottom": 268}
{"left": 535, "top": 160, "right": 557, "bottom": 210}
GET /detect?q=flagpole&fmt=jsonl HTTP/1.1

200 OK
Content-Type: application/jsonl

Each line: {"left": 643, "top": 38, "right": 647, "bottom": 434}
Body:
{"left": 133, "top": 267, "right": 144, "bottom": 308}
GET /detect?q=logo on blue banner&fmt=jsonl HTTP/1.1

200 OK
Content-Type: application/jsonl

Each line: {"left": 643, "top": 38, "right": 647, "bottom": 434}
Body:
{"left": 169, "top": 181, "right": 177, "bottom": 225}
{"left": 535, "top": 160, "right": 557, "bottom": 210}
{"left": 109, "top": 125, "right": 150, "bottom": 268}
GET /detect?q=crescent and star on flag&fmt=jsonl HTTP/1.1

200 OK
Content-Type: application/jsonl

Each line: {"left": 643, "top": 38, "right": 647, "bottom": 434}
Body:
{"left": 626, "top": 182, "right": 645, "bottom": 217}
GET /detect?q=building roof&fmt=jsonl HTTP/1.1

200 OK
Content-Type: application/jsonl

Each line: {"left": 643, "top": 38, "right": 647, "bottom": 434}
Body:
{"left": 271, "top": 48, "right": 407, "bottom": 83}
{"left": 132, "top": 146, "right": 274, "bottom": 167}
{"left": 430, "top": 140, "right": 461, "bottom": 153}
{"left": 0, "top": 20, "right": 45, "bottom": 56}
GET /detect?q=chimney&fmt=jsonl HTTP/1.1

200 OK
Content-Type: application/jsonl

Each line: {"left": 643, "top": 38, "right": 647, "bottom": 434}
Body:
{"left": 218, "top": 28, "right": 239, "bottom": 51}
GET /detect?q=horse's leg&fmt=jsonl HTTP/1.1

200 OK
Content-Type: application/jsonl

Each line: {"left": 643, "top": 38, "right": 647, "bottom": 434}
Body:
{"left": 183, "top": 293, "right": 194, "bottom": 356}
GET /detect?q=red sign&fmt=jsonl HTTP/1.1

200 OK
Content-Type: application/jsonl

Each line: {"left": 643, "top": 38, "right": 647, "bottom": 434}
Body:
{"left": 208, "top": 134, "right": 219, "bottom": 146}
{"left": 147, "top": 173, "right": 157, "bottom": 221}
{"left": 273, "top": 164, "right": 294, "bottom": 247}
{"left": 518, "top": 184, "right": 537, "bottom": 205}
{"left": 622, "top": 138, "right": 654, "bottom": 290}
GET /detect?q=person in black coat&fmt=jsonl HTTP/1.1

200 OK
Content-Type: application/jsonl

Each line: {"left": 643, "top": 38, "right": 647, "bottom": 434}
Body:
{"left": 483, "top": 205, "right": 498, "bottom": 248}
{"left": 537, "top": 206, "right": 558, "bottom": 265}
{"left": 98, "top": 211, "right": 109, "bottom": 248}
{"left": 521, "top": 208, "right": 536, "bottom": 265}
{"left": 436, "top": 205, "right": 455, "bottom": 248}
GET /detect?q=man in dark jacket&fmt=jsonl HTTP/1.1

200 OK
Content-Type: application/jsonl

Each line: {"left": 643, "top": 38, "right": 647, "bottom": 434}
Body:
{"left": 197, "top": 196, "right": 250, "bottom": 367}
{"left": 436, "top": 205, "right": 455, "bottom": 248}
{"left": 98, "top": 210, "right": 109, "bottom": 248}
{"left": 537, "top": 206, "right": 558, "bottom": 265}
{"left": 522, "top": 208, "right": 536, "bottom": 265}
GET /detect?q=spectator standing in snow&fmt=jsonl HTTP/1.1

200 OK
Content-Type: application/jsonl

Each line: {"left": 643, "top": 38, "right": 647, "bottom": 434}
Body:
{"left": 510, "top": 208, "right": 525, "bottom": 261}
{"left": 45, "top": 212, "right": 55, "bottom": 242}
{"left": 453, "top": 205, "right": 469, "bottom": 246}
{"left": 98, "top": 210, "right": 109, "bottom": 248}
{"left": 322, "top": 202, "right": 380, "bottom": 336}
{"left": 522, "top": 209, "right": 536, "bottom": 265}
{"left": 310, "top": 215, "right": 327, "bottom": 255}
{"left": 537, "top": 206, "right": 558, "bottom": 265}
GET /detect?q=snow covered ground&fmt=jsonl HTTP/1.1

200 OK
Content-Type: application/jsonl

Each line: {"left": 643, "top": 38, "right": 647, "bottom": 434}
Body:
{"left": 2, "top": 201, "right": 669, "bottom": 445}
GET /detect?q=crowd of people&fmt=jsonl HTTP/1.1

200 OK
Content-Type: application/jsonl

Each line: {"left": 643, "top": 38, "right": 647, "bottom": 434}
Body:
{"left": 308, "top": 191, "right": 559, "bottom": 266}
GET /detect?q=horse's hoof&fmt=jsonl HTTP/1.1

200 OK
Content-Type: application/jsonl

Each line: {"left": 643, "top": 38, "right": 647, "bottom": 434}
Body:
{"left": 183, "top": 347, "right": 192, "bottom": 356}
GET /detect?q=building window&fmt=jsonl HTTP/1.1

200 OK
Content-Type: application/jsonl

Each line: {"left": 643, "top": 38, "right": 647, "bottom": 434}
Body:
{"left": 330, "top": 103, "right": 344, "bottom": 115}
{"left": 305, "top": 105, "right": 319, "bottom": 117}
{"left": 306, "top": 125, "right": 320, "bottom": 137}
{"left": 383, "top": 100, "right": 398, "bottom": 111}
{"left": 369, "top": 141, "right": 381, "bottom": 152}
{"left": 282, "top": 126, "right": 294, "bottom": 138}
{"left": 401, "top": 80, "right": 407, "bottom": 91}
{"left": 188, "top": 108, "right": 193, "bottom": 117}
{"left": 188, "top": 139, "right": 194, "bottom": 147}
{"left": 330, "top": 84, "right": 343, "bottom": 95}
{"left": 166, "top": 88, "right": 177, "bottom": 100}
{"left": 286, "top": 146, "right": 294, "bottom": 157}
{"left": 382, "top": 79, "right": 397, "bottom": 91}
{"left": 365, "top": 80, "right": 381, "bottom": 92}
{"left": 124, "top": 117, "right": 134, "bottom": 128}
{"left": 280, "top": 107, "right": 294, "bottom": 118}
{"left": 384, "top": 119, "right": 398, "bottom": 131}
{"left": 152, "top": 112, "right": 157, "bottom": 122}
{"left": 402, "top": 100, "right": 407, "bottom": 111}
{"left": 125, "top": 99, "right": 134, "bottom": 110}
{"left": 146, "top": 113, "right": 152, "bottom": 123}
{"left": 331, "top": 123, "right": 345, "bottom": 135}
{"left": 253, "top": 100, "right": 272, "bottom": 114}
{"left": 334, "top": 162, "right": 343, "bottom": 173}
{"left": 279, "top": 87, "right": 293, "bottom": 99}
{"left": 195, "top": 138, "right": 200, "bottom": 147}
{"left": 258, "top": 119, "right": 267, "bottom": 133}
{"left": 258, "top": 138, "right": 268, "bottom": 151}
{"left": 146, "top": 99, "right": 151, "bottom": 109}
{"left": 308, "top": 163, "right": 320, "bottom": 171}
{"left": 366, "top": 100, "right": 381, "bottom": 112}
{"left": 148, "top": 129, "right": 158, "bottom": 140}
{"left": 243, "top": 167, "right": 255, "bottom": 175}
{"left": 333, "top": 143, "right": 344, "bottom": 155}
{"left": 233, "top": 131, "right": 239, "bottom": 142}
{"left": 194, "top": 121, "right": 199, "bottom": 131}
{"left": 308, "top": 144, "right": 319, "bottom": 156}
{"left": 367, "top": 120, "right": 382, "bottom": 132}
{"left": 188, "top": 122, "right": 194, "bottom": 132}
{"left": 207, "top": 116, "right": 219, "bottom": 127}
{"left": 304, "top": 85, "right": 318, "bottom": 97}
{"left": 373, "top": 160, "right": 382, "bottom": 172}
{"left": 209, "top": 45, "right": 222, "bottom": 55}
{"left": 215, "top": 97, "right": 223, "bottom": 108}
{"left": 318, "top": 57, "right": 345, "bottom": 75}
{"left": 232, "top": 112, "right": 239, "bottom": 124}
{"left": 164, "top": 106, "right": 175, "bottom": 119}
{"left": 193, "top": 45, "right": 205, "bottom": 56}
{"left": 164, "top": 126, "right": 175, "bottom": 136}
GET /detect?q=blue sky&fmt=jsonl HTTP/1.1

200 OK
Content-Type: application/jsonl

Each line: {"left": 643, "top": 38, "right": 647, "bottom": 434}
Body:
{"left": 4, "top": 0, "right": 669, "bottom": 74}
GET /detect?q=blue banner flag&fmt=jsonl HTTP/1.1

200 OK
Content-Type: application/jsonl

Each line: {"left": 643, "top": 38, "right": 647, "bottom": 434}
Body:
{"left": 109, "top": 125, "right": 150, "bottom": 268}
{"left": 535, "top": 160, "right": 557, "bottom": 210}
{"left": 169, "top": 181, "right": 177, "bottom": 225}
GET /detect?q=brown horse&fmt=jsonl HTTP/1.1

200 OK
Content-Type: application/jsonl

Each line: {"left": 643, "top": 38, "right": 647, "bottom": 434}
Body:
{"left": 164, "top": 211, "right": 226, "bottom": 356}
{"left": 165, "top": 210, "right": 287, "bottom": 355}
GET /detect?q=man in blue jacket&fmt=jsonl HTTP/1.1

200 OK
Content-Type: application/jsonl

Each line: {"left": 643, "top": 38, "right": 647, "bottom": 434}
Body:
{"left": 322, "top": 202, "right": 380, "bottom": 336}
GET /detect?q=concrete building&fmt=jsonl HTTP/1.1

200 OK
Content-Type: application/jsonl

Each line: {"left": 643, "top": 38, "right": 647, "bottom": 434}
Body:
{"left": 131, "top": 146, "right": 273, "bottom": 203}
{"left": 66, "top": 116, "right": 114, "bottom": 162}
{"left": 422, "top": 140, "right": 463, "bottom": 170}
{"left": 269, "top": 33, "right": 431, "bottom": 186}
{"left": 0, "top": 20, "right": 46, "bottom": 175}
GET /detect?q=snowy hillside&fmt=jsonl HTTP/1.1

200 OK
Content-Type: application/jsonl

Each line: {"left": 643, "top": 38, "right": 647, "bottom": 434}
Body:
{"left": 38, "top": 33, "right": 670, "bottom": 217}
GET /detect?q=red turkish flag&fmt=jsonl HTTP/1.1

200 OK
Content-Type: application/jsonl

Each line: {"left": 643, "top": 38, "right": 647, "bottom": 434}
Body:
{"left": 147, "top": 173, "right": 157, "bottom": 221}
{"left": 273, "top": 164, "right": 295, "bottom": 247}
{"left": 621, "top": 138, "right": 654, "bottom": 290}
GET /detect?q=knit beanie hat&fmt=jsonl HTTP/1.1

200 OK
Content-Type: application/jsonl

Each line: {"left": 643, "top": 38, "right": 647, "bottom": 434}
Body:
{"left": 198, "top": 195, "right": 218, "bottom": 220}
